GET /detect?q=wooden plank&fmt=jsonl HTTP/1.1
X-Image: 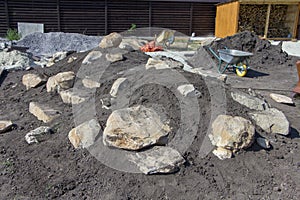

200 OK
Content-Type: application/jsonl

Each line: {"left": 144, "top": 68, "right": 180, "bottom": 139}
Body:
{"left": 264, "top": 4, "right": 271, "bottom": 38}
{"left": 215, "top": 1, "right": 239, "bottom": 38}
{"left": 239, "top": 0, "right": 300, "bottom": 4}
{"left": 292, "top": 3, "right": 300, "bottom": 38}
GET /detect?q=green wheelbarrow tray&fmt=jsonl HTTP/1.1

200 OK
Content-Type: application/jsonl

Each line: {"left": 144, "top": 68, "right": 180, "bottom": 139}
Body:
{"left": 207, "top": 47, "right": 253, "bottom": 76}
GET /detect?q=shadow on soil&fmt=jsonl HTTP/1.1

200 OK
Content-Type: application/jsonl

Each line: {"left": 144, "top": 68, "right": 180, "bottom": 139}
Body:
{"left": 246, "top": 69, "right": 269, "bottom": 78}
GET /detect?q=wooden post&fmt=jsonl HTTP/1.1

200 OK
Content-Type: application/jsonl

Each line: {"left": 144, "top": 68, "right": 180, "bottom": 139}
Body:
{"left": 292, "top": 3, "right": 300, "bottom": 38}
{"left": 57, "top": 0, "right": 61, "bottom": 31}
{"left": 4, "top": 0, "right": 10, "bottom": 29}
{"left": 264, "top": 4, "right": 271, "bottom": 38}
{"left": 189, "top": 3, "right": 193, "bottom": 36}
{"left": 105, "top": 0, "right": 108, "bottom": 35}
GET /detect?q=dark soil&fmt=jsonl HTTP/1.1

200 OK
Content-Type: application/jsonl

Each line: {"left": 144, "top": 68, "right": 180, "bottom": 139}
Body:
{"left": 0, "top": 47, "right": 299, "bottom": 200}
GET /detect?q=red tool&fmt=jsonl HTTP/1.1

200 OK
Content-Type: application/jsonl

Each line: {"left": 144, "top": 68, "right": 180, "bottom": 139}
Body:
{"left": 293, "top": 61, "right": 300, "bottom": 94}
{"left": 140, "top": 41, "right": 163, "bottom": 52}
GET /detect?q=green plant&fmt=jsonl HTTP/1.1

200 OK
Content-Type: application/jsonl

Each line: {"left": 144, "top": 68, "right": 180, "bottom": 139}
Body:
{"left": 128, "top": 24, "right": 137, "bottom": 32}
{"left": 6, "top": 28, "right": 21, "bottom": 41}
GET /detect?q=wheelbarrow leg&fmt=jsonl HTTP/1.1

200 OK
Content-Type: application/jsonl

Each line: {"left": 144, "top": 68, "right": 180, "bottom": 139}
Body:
{"left": 218, "top": 61, "right": 228, "bottom": 74}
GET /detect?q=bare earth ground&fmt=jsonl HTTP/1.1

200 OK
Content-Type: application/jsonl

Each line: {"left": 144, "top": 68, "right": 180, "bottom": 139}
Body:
{"left": 0, "top": 49, "right": 299, "bottom": 200}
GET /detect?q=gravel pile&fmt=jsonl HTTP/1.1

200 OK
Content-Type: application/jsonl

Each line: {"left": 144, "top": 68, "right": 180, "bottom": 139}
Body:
{"left": 207, "top": 31, "right": 296, "bottom": 67}
{"left": 0, "top": 50, "right": 33, "bottom": 69}
{"left": 16, "top": 32, "right": 102, "bottom": 57}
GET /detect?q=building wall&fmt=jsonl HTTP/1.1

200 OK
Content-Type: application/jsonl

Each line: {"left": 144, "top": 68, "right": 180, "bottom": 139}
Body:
{"left": 0, "top": 0, "right": 220, "bottom": 37}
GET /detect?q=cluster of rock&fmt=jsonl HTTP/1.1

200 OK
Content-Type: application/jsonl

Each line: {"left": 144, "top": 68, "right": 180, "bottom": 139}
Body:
{"left": 209, "top": 90, "right": 291, "bottom": 160}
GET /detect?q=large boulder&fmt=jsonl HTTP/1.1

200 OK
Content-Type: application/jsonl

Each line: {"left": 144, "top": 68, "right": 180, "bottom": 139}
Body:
{"left": 29, "top": 102, "right": 60, "bottom": 123}
{"left": 99, "top": 32, "right": 122, "bottom": 49}
{"left": 68, "top": 119, "right": 101, "bottom": 149}
{"left": 249, "top": 108, "right": 290, "bottom": 135}
{"left": 22, "top": 73, "right": 46, "bottom": 90}
{"left": 209, "top": 115, "right": 255, "bottom": 152}
{"left": 0, "top": 120, "right": 13, "bottom": 134}
{"left": 103, "top": 105, "right": 170, "bottom": 150}
{"left": 46, "top": 71, "right": 75, "bottom": 92}
{"left": 128, "top": 146, "right": 185, "bottom": 174}
{"left": 231, "top": 91, "right": 270, "bottom": 111}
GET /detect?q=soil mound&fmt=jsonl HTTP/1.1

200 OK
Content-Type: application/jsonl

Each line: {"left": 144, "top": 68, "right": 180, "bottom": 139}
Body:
{"left": 207, "top": 31, "right": 296, "bottom": 67}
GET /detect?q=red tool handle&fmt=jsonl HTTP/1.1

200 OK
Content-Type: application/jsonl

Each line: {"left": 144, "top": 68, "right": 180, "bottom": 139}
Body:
{"left": 294, "top": 61, "right": 300, "bottom": 94}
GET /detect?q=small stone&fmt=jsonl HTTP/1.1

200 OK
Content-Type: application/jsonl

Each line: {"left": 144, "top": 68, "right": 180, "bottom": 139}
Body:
{"left": 105, "top": 53, "right": 123, "bottom": 63}
{"left": 59, "top": 89, "right": 86, "bottom": 104}
{"left": 270, "top": 93, "right": 294, "bottom": 105}
{"left": 25, "top": 126, "right": 52, "bottom": 144}
{"left": 250, "top": 108, "right": 290, "bottom": 135}
{"left": 110, "top": 78, "right": 129, "bottom": 97}
{"left": 177, "top": 84, "right": 201, "bottom": 97}
{"left": 99, "top": 32, "right": 122, "bottom": 49}
{"left": 217, "top": 74, "right": 227, "bottom": 83}
{"left": 103, "top": 105, "right": 170, "bottom": 150}
{"left": 82, "top": 51, "right": 102, "bottom": 65}
{"left": 68, "top": 119, "right": 101, "bottom": 149}
{"left": 52, "top": 51, "right": 67, "bottom": 62}
{"left": 67, "top": 56, "right": 77, "bottom": 63}
{"left": 256, "top": 137, "right": 271, "bottom": 149}
{"left": 0, "top": 120, "right": 13, "bottom": 134}
{"left": 231, "top": 91, "right": 270, "bottom": 111}
{"left": 209, "top": 115, "right": 255, "bottom": 151}
{"left": 145, "top": 58, "right": 170, "bottom": 70}
{"left": 29, "top": 102, "right": 60, "bottom": 123}
{"left": 46, "top": 71, "right": 75, "bottom": 92}
{"left": 212, "top": 147, "right": 232, "bottom": 160}
{"left": 22, "top": 73, "right": 46, "bottom": 90}
{"left": 82, "top": 78, "right": 101, "bottom": 89}
{"left": 128, "top": 146, "right": 185, "bottom": 174}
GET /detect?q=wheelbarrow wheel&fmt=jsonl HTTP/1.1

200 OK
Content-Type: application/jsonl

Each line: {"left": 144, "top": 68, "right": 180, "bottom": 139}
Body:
{"left": 236, "top": 63, "right": 247, "bottom": 77}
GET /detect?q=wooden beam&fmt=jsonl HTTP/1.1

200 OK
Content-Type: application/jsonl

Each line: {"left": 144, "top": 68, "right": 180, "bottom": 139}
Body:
{"left": 292, "top": 3, "right": 300, "bottom": 38}
{"left": 57, "top": 0, "right": 61, "bottom": 31}
{"left": 264, "top": 4, "right": 271, "bottom": 38}
{"left": 4, "top": 0, "right": 10, "bottom": 29}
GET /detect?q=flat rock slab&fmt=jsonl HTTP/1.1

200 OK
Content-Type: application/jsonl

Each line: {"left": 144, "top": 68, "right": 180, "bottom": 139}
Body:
{"left": 46, "top": 71, "right": 75, "bottom": 92}
{"left": 110, "top": 77, "right": 129, "bottom": 97}
{"left": 0, "top": 120, "right": 13, "bottom": 134}
{"left": 145, "top": 58, "right": 170, "bottom": 70}
{"left": 270, "top": 93, "right": 294, "bottom": 105}
{"left": 250, "top": 108, "right": 290, "bottom": 136}
{"left": 25, "top": 126, "right": 52, "bottom": 144}
{"left": 59, "top": 89, "right": 86, "bottom": 104}
{"left": 128, "top": 146, "right": 185, "bottom": 174}
{"left": 29, "top": 102, "right": 60, "bottom": 123}
{"left": 106, "top": 53, "right": 123, "bottom": 63}
{"left": 68, "top": 119, "right": 101, "bottom": 149}
{"left": 177, "top": 84, "right": 200, "bottom": 97}
{"left": 231, "top": 91, "right": 270, "bottom": 111}
{"left": 103, "top": 105, "right": 170, "bottom": 150}
{"left": 82, "top": 78, "right": 101, "bottom": 89}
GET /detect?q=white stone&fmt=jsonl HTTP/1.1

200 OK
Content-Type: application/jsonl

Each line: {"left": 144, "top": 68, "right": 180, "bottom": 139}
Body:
{"left": 250, "top": 108, "right": 290, "bottom": 135}
{"left": 145, "top": 58, "right": 170, "bottom": 70}
{"left": 212, "top": 147, "right": 232, "bottom": 160}
{"left": 22, "top": 73, "right": 46, "bottom": 90}
{"left": 231, "top": 91, "right": 270, "bottom": 111}
{"left": 119, "top": 38, "right": 147, "bottom": 50}
{"left": 270, "top": 93, "right": 294, "bottom": 105}
{"left": 59, "top": 89, "right": 86, "bottom": 104}
{"left": 209, "top": 115, "right": 255, "bottom": 151}
{"left": 177, "top": 84, "right": 201, "bottom": 97}
{"left": 46, "top": 71, "right": 75, "bottom": 92}
{"left": 25, "top": 126, "right": 52, "bottom": 144}
{"left": 103, "top": 105, "right": 170, "bottom": 150}
{"left": 82, "top": 51, "right": 102, "bottom": 65}
{"left": 105, "top": 53, "right": 123, "bottom": 63}
{"left": 82, "top": 78, "right": 101, "bottom": 89}
{"left": 52, "top": 51, "right": 67, "bottom": 62}
{"left": 68, "top": 119, "right": 101, "bottom": 149}
{"left": 0, "top": 120, "right": 13, "bottom": 134}
{"left": 128, "top": 146, "right": 185, "bottom": 174}
{"left": 110, "top": 77, "right": 129, "bottom": 97}
{"left": 99, "top": 32, "right": 122, "bottom": 49}
{"left": 29, "top": 102, "right": 60, "bottom": 123}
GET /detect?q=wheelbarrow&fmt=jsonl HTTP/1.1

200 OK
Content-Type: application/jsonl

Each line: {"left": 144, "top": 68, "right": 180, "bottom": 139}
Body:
{"left": 207, "top": 47, "right": 253, "bottom": 77}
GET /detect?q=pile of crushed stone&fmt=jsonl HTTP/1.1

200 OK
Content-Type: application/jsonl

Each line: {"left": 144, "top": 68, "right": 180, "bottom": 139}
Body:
{"left": 0, "top": 50, "right": 33, "bottom": 69}
{"left": 16, "top": 32, "right": 102, "bottom": 57}
{"left": 206, "top": 31, "right": 296, "bottom": 67}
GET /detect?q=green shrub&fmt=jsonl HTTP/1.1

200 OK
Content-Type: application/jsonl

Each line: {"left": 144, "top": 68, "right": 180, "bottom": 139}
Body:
{"left": 128, "top": 24, "right": 136, "bottom": 32}
{"left": 5, "top": 28, "right": 21, "bottom": 41}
